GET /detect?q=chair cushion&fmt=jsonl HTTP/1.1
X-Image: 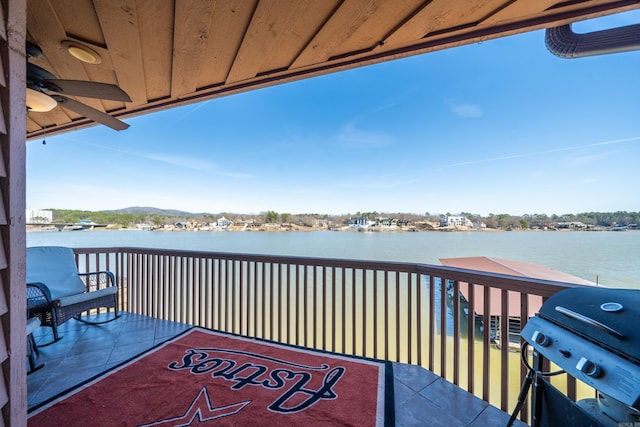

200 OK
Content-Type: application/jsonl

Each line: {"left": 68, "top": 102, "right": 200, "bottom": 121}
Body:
{"left": 57, "top": 286, "right": 117, "bottom": 307}
{"left": 27, "top": 317, "right": 41, "bottom": 335}
{"left": 27, "top": 246, "right": 87, "bottom": 300}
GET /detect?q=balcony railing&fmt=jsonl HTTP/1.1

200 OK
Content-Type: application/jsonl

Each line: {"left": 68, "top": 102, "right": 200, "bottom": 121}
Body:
{"left": 73, "top": 246, "right": 590, "bottom": 424}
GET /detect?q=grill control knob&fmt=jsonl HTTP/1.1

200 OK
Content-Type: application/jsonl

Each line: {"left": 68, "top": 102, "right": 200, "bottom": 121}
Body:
{"left": 532, "top": 330, "right": 551, "bottom": 347}
{"left": 576, "top": 357, "right": 602, "bottom": 378}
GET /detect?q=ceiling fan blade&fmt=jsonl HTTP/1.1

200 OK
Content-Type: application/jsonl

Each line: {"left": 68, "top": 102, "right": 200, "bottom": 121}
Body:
{"left": 44, "top": 79, "right": 132, "bottom": 102}
{"left": 52, "top": 95, "right": 129, "bottom": 131}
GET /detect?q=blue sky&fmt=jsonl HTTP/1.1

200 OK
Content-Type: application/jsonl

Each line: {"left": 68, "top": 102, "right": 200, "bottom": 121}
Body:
{"left": 27, "top": 11, "right": 640, "bottom": 216}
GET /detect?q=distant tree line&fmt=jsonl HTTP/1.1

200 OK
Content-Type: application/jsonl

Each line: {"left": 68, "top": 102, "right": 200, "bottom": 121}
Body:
{"left": 471, "top": 211, "right": 640, "bottom": 230}
{"left": 51, "top": 209, "right": 149, "bottom": 227}
{"left": 46, "top": 209, "right": 640, "bottom": 230}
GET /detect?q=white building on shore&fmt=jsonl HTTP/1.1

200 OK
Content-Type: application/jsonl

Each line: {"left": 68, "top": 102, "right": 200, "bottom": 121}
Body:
{"left": 26, "top": 208, "right": 53, "bottom": 224}
{"left": 216, "top": 216, "right": 234, "bottom": 230}
{"left": 348, "top": 217, "right": 372, "bottom": 229}
{"left": 440, "top": 215, "right": 474, "bottom": 227}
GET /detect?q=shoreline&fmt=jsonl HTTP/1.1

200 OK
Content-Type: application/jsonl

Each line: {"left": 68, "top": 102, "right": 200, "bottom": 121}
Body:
{"left": 26, "top": 225, "right": 633, "bottom": 233}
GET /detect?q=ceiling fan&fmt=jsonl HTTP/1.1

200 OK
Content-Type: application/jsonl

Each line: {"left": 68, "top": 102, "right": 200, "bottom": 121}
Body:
{"left": 26, "top": 41, "right": 131, "bottom": 131}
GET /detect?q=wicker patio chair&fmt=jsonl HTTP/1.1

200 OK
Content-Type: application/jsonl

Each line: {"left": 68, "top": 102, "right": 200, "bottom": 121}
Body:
{"left": 26, "top": 246, "right": 120, "bottom": 345}
{"left": 26, "top": 316, "right": 44, "bottom": 373}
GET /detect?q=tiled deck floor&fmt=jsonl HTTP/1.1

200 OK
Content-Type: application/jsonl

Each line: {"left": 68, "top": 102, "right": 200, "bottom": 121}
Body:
{"left": 27, "top": 312, "right": 528, "bottom": 426}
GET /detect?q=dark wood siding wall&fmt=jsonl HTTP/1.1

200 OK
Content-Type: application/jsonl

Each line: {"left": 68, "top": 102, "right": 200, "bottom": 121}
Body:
{"left": 0, "top": 0, "right": 27, "bottom": 424}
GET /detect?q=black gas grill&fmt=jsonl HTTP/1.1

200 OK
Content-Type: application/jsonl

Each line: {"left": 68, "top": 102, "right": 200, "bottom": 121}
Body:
{"left": 517, "top": 287, "right": 640, "bottom": 426}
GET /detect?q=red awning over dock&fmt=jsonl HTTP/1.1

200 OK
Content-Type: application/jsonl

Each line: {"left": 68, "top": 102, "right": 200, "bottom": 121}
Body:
{"left": 440, "top": 256, "right": 597, "bottom": 317}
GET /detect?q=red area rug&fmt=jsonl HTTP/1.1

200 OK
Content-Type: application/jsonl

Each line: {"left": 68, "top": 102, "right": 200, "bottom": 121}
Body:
{"left": 29, "top": 327, "right": 394, "bottom": 426}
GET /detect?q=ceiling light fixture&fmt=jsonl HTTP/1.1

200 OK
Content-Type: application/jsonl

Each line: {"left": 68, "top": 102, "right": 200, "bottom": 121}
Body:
{"left": 61, "top": 40, "right": 102, "bottom": 64}
{"left": 26, "top": 88, "right": 57, "bottom": 112}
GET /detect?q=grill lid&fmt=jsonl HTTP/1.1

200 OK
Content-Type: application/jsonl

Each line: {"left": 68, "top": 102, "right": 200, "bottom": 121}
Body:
{"left": 538, "top": 287, "right": 640, "bottom": 364}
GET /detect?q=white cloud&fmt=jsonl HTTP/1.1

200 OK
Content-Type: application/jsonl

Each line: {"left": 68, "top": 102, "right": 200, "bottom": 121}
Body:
{"left": 336, "top": 123, "right": 393, "bottom": 147}
{"left": 448, "top": 102, "right": 484, "bottom": 118}
{"left": 446, "top": 136, "right": 640, "bottom": 168}
{"left": 144, "top": 153, "right": 215, "bottom": 171}
{"left": 55, "top": 139, "right": 218, "bottom": 172}
{"left": 591, "top": 136, "right": 640, "bottom": 146}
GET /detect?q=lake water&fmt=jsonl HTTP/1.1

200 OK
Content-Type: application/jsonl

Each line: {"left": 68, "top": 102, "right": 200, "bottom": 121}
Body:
{"left": 27, "top": 229, "right": 639, "bottom": 289}
{"left": 30, "top": 228, "right": 633, "bottom": 410}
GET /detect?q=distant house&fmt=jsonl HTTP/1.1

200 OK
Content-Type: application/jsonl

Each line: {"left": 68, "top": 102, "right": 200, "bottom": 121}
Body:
{"left": 216, "top": 216, "right": 233, "bottom": 229}
{"left": 375, "top": 217, "right": 394, "bottom": 227}
{"left": 440, "top": 215, "right": 474, "bottom": 227}
{"left": 348, "top": 217, "right": 371, "bottom": 229}
{"left": 316, "top": 219, "right": 331, "bottom": 229}
{"left": 557, "top": 221, "right": 587, "bottom": 229}
{"left": 26, "top": 208, "right": 53, "bottom": 224}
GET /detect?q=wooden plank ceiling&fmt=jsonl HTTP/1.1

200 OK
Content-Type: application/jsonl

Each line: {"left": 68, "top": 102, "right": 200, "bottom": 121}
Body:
{"left": 26, "top": 0, "right": 640, "bottom": 140}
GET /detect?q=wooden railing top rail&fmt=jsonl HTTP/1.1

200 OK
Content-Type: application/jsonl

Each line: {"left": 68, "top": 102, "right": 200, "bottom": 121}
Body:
{"left": 72, "top": 246, "right": 585, "bottom": 297}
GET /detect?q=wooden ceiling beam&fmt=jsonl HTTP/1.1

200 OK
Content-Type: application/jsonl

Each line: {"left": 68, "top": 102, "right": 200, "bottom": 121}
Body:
{"left": 171, "top": 0, "right": 216, "bottom": 98}
{"left": 94, "top": 0, "right": 147, "bottom": 107}
{"left": 483, "top": 1, "right": 558, "bottom": 26}
{"left": 264, "top": 0, "right": 340, "bottom": 73}
{"left": 382, "top": 0, "right": 509, "bottom": 48}
{"left": 137, "top": 0, "right": 174, "bottom": 101}
{"left": 292, "top": 0, "right": 377, "bottom": 67}
{"left": 335, "top": 0, "right": 426, "bottom": 55}
{"left": 226, "top": 1, "right": 321, "bottom": 83}
{"left": 197, "top": 0, "right": 257, "bottom": 88}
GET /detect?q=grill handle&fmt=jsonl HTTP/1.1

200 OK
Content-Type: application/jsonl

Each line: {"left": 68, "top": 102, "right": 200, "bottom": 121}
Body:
{"left": 554, "top": 306, "right": 625, "bottom": 340}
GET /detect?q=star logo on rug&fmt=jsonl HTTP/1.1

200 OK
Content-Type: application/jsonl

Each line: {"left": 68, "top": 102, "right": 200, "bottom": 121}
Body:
{"left": 139, "top": 387, "right": 251, "bottom": 426}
